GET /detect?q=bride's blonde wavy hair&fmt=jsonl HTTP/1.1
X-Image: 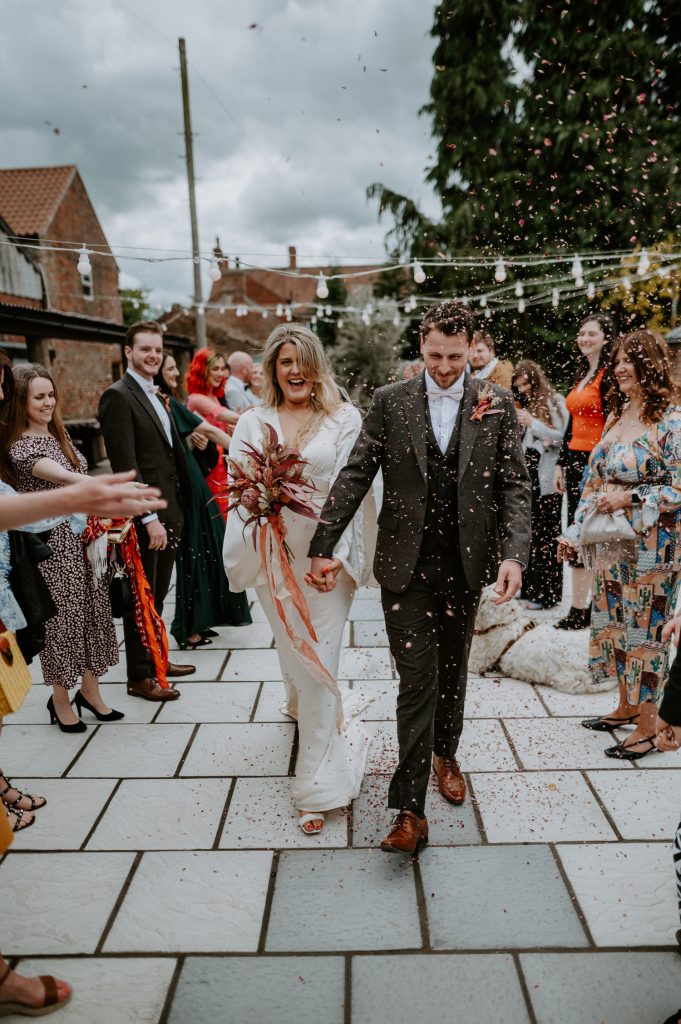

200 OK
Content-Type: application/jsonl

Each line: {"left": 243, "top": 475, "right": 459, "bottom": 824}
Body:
{"left": 261, "top": 324, "right": 343, "bottom": 444}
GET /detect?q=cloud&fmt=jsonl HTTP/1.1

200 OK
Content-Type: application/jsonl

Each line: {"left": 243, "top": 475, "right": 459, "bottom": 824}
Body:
{"left": 0, "top": 0, "right": 439, "bottom": 305}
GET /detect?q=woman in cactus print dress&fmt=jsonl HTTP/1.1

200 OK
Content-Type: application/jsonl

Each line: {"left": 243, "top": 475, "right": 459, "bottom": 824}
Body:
{"left": 560, "top": 331, "right": 681, "bottom": 760}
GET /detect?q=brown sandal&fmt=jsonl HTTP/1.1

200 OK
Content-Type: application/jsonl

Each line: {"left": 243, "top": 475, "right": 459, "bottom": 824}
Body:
{"left": 0, "top": 963, "right": 72, "bottom": 1017}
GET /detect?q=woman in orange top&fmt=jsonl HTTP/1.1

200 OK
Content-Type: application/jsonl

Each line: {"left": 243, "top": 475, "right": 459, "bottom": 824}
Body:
{"left": 554, "top": 314, "right": 615, "bottom": 629}
{"left": 185, "top": 349, "right": 238, "bottom": 518}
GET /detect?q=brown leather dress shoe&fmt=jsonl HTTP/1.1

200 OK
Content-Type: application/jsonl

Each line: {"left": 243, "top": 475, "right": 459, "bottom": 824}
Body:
{"left": 433, "top": 755, "right": 467, "bottom": 804}
{"left": 127, "top": 678, "right": 180, "bottom": 702}
{"left": 380, "top": 810, "right": 428, "bottom": 855}
{"left": 166, "top": 662, "right": 196, "bottom": 678}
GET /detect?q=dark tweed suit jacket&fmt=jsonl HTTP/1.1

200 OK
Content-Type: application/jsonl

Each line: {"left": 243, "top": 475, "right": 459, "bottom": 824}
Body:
{"left": 309, "top": 372, "right": 531, "bottom": 593}
{"left": 98, "top": 373, "right": 190, "bottom": 542}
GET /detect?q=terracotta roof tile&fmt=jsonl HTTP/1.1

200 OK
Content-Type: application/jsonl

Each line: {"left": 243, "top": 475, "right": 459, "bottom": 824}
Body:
{"left": 0, "top": 165, "right": 77, "bottom": 237}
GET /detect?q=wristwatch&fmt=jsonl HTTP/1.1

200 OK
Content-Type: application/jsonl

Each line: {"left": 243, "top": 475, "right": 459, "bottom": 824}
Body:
{"left": 630, "top": 489, "right": 641, "bottom": 505}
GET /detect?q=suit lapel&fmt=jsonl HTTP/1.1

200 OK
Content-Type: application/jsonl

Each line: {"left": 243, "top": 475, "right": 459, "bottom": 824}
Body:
{"left": 402, "top": 373, "right": 428, "bottom": 481}
{"left": 123, "top": 374, "right": 171, "bottom": 449}
{"left": 458, "top": 374, "right": 482, "bottom": 479}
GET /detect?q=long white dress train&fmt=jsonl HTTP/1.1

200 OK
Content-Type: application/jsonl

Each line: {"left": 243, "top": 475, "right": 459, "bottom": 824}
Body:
{"left": 223, "top": 403, "right": 377, "bottom": 812}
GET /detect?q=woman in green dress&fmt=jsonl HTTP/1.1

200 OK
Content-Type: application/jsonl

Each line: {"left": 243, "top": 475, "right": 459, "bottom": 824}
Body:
{"left": 155, "top": 354, "right": 251, "bottom": 648}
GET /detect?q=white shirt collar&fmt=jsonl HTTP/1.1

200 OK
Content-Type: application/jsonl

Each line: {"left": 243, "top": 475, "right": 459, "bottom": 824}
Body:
{"left": 424, "top": 368, "right": 466, "bottom": 394}
{"left": 472, "top": 357, "right": 499, "bottom": 381}
{"left": 126, "top": 367, "right": 157, "bottom": 393}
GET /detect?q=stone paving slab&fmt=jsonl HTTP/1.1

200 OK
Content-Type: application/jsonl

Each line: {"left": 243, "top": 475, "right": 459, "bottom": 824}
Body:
{"left": 16, "top": 957, "right": 176, "bottom": 1024}
{"left": 179, "top": 722, "right": 294, "bottom": 777}
{"left": 419, "top": 846, "right": 589, "bottom": 950}
{"left": 220, "top": 776, "right": 349, "bottom": 849}
{"left": 352, "top": 953, "right": 531, "bottom": 1024}
{"left": 9, "top": 778, "right": 116, "bottom": 850}
{"left": 0, "top": 852, "right": 135, "bottom": 954}
{"left": 520, "top": 952, "right": 681, "bottom": 1024}
{"left": 587, "top": 769, "right": 681, "bottom": 840}
{"left": 104, "top": 850, "right": 273, "bottom": 953}
{"left": 266, "top": 849, "right": 421, "bottom": 951}
{"left": 169, "top": 956, "right": 346, "bottom": 1024}
{"left": 67, "top": 723, "right": 194, "bottom": 778}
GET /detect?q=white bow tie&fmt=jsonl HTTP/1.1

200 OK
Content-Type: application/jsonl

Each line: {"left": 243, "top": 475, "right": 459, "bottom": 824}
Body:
{"left": 427, "top": 382, "right": 464, "bottom": 401}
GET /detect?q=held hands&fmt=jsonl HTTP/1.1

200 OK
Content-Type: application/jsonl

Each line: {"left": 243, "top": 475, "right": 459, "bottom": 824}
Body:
{"left": 556, "top": 538, "right": 576, "bottom": 563}
{"left": 305, "top": 557, "right": 343, "bottom": 593}
{"left": 491, "top": 559, "right": 522, "bottom": 605}
{"left": 654, "top": 715, "right": 681, "bottom": 752}
{"left": 145, "top": 518, "right": 168, "bottom": 551}
{"left": 594, "top": 491, "right": 632, "bottom": 513}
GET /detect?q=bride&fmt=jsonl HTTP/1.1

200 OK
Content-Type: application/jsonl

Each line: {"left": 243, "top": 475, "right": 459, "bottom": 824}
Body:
{"left": 223, "top": 324, "right": 375, "bottom": 835}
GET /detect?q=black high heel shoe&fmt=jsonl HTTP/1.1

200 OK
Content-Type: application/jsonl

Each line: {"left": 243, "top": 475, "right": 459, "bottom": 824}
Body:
{"left": 47, "top": 696, "right": 87, "bottom": 733}
{"left": 74, "top": 690, "right": 125, "bottom": 722}
{"left": 179, "top": 636, "right": 212, "bottom": 651}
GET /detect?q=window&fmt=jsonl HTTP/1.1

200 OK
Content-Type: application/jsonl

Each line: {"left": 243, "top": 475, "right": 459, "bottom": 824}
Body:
{"left": 81, "top": 272, "right": 93, "bottom": 301}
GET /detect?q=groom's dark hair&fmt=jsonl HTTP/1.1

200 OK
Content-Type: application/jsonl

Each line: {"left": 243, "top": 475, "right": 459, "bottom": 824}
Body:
{"left": 420, "top": 301, "right": 475, "bottom": 342}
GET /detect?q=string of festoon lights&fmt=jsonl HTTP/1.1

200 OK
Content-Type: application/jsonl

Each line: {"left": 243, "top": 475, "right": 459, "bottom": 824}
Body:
{"left": 4, "top": 235, "right": 678, "bottom": 322}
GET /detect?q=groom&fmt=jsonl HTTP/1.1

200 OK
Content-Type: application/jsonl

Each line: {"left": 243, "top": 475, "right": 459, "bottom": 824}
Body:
{"left": 308, "top": 301, "right": 531, "bottom": 854}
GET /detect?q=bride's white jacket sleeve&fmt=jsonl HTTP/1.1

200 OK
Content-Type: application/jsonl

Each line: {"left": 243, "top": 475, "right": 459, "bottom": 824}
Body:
{"left": 329, "top": 404, "right": 378, "bottom": 588}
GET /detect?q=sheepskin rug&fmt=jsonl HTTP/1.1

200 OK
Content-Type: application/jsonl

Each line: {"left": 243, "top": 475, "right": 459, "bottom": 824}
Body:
{"left": 469, "top": 588, "right": 616, "bottom": 694}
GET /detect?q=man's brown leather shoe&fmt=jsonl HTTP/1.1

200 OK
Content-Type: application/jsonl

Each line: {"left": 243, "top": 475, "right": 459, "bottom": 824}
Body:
{"left": 166, "top": 662, "right": 196, "bottom": 678}
{"left": 380, "top": 811, "right": 428, "bottom": 855}
{"left": 127, "top": 678, "right": 180, "bottom": 702}
{"left": 433, "top": 754, "right": 466, "bottom": 804}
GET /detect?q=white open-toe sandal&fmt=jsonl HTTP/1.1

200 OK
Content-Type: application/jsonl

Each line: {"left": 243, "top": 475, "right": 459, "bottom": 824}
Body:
{"left": 298, "top": 812, "right": 325, "bottom": 834}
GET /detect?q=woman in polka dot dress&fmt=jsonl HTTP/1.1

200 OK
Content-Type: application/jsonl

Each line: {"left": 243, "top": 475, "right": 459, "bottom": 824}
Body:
{"left": 2, "top": 365, "right": 121, "bottom": 732}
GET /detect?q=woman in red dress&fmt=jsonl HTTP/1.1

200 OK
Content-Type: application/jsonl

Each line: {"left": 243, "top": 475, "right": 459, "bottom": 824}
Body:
{"left": 185, "top": 349, "right": 239, "bottom": 518}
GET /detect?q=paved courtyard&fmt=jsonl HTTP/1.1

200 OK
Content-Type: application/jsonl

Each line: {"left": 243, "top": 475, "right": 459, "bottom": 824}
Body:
{"left": 2, "top": 582, "right": 681, "bottom": 1023}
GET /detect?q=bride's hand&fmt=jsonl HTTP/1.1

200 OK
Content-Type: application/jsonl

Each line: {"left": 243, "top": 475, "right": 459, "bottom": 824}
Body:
{"left": 306, "top": 557, "right": 342, "bottom": 592}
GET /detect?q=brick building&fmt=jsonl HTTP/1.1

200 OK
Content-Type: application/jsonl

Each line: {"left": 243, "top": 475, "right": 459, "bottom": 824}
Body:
{"left": 161, "top": 244, "right": 384, "bottom": 354}
{"left": 0, "top": 165, "right": 124, "bottom": 420}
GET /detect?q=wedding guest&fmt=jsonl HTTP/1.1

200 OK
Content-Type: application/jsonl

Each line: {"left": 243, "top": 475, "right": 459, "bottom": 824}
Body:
{"left": 225, "top": 350, "right": 256, "bottom": 411}
{"left": 99, "top": 320, "right": 194, "bottom": 702}
{"left": 2, "top": 365, "right": 121, "bottom": 731}
{"left": 245, "top": 363, "right": 264, "bottom": 405}
{"left": 559, "top": 330, "right": 681, "bottom": 757}
{"left": 469, "top": 330, "right": 514, "bottom": 389}
{"left": 655, "top": 609, "right": 681, "bottom": 972}
{"left": 155, "top": 354, "right": 251, "bottom": 649}
{"left": 223, "top": 324, "right": 375, "bottom": 835}
{"left": 186, "top": 348, "right": 236, "bottom": 518}
{"left": 513, "top": 360, "right": 569, "bottom": 609}
{"left": 555, "top": 314, "right": 615, "bottom": 629}
{"left": 0, "top": 443, "right": 165, "bottom": 1019}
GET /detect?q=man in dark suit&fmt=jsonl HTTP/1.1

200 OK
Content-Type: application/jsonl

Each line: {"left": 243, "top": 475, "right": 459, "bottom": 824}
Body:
{"left": 308, "top": 301, "right": 531, "bottom": 854}
{"left": 99, "top": 321, "right": 194, "bottom": 701}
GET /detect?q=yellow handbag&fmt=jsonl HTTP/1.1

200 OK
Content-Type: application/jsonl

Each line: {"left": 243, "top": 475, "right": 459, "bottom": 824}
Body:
{"left": 0, "top": 626, "right": 32, "bottom": 717}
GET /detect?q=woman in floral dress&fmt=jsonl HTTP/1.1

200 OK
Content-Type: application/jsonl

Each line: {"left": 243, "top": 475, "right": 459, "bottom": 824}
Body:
{"left": 560, "top": 330, "right": 681, "bottom": 759}
{"left": 2, "top": 365, "right": 120, "bottom": 732}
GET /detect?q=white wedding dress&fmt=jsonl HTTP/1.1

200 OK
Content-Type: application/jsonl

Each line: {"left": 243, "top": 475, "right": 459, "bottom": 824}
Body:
{"left": 223, "top": 402, "right": 377, "bottom": 812}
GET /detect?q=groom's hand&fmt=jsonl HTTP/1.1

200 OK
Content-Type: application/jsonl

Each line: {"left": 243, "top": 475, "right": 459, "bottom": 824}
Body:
{"left": 306, "top": 557, "right": 341, "bottom": 592}
{"left": 491, "top": 560, "right": 522, "bottom": 605}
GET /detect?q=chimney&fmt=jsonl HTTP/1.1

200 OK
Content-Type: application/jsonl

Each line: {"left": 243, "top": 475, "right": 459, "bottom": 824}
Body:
{"left": 288, "top": 245, "right": 297, "bottom": 270}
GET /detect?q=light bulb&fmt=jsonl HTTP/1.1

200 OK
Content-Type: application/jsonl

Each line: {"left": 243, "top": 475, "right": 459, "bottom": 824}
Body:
{"left": 571, "top": 254, "right": 583, "bottom": 279}
{"left": 219, "top": 307, "right": 226, "bottom": 314}
{"left": 285, "top": 305, "right": 293, "bottom": 321}
{"left": 361, "top": 312, "right": 370, "bottom": 325}
{"left": 132, "top": 299, "right": 139, "bottom": 310}
{"left": 197, "top": 304, "right": 205, "bottom": 316}
{"left": 412, "top": 261, "right": 426, "bottom": 284}
{"left": 77, "top": 245, "right": 91, "bottom": 277}
{"left": 316, "top": 306, "right": 323, "bottom": 317}
{"left": 479, "top": 295, "right": 488, "bottom": 308}
{"left": 392, "top": 313, "right": 400, "bottom": 327}
{"left": 518, "top": 298, "right": 526, "bottom": 313}
{"left": 514, "top": 281, "right": 524, "bottom": 298}
{"left": 551, "top": 288, "right": 559, "bottom": 308}
{"left": 276, "top": 303, "right": 284, "bottom": 317}
{"left": 494, "top": 257, "right": 506, "bottom": 283}
{"left": 208, "top": 260, "right": 222, "bottom": 282}
{"left": 622, "top": 275, "right": 632, "bottom": 292}
{"left": 241, "top": 305, "right": 248, "bottom": 317}
{"left": 637, "top": 248, "right": 650, "bottom": 276}
{"left": 484, "top": 306, "right": 492, "bottom": 319}
{"left": 325, "top": 305, "right": 332, "bottom": 317}
{"left": 310, "top": 316, "right": 317, "bottom": 328}
{"left": 261, "top": 310, "right": 268, "bottom": 318}
{"left": 586, "top": 282, "right": 596, "bottom": 299}
{"left": 575, "top": 275, "right": 584, "bottom": 288}
{"left": 337, "top": 318, "right": 344, "bottom": 328}
{"left": 316, "top": 273, "right": 329, "bottom": 300}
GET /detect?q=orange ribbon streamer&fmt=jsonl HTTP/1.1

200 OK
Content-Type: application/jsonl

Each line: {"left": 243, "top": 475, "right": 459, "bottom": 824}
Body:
{"left": 115, "top": 521, "right": 170, "bottom": 689}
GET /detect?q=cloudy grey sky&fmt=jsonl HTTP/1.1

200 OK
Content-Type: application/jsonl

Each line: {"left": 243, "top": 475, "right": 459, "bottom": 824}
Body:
{"left": 2, "top": 0, "right": 440, "bottom": 305}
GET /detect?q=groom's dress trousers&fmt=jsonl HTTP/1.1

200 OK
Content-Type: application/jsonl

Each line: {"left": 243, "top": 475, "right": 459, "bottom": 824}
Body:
{"left": 382, "top": 407, "right": 481, "bottom": 816}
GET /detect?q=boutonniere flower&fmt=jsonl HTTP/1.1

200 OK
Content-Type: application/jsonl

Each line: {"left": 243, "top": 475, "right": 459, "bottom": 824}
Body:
{"left": 470, "top": 383, "right": 503, "bottom": 422}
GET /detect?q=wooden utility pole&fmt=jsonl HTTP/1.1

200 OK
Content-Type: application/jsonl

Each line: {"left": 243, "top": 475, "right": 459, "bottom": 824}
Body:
{"left": 179, "top": 37, "right": 205, "bottom": 347}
